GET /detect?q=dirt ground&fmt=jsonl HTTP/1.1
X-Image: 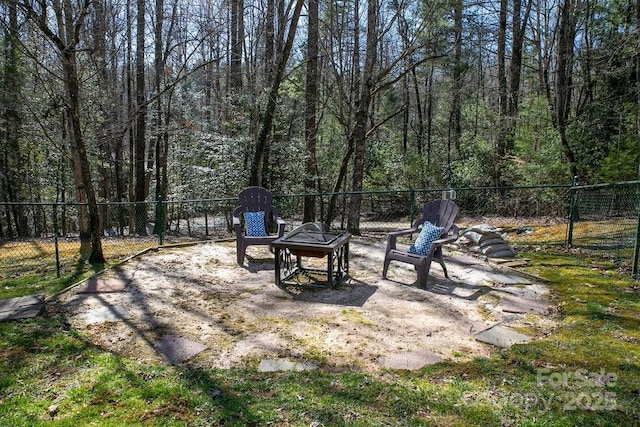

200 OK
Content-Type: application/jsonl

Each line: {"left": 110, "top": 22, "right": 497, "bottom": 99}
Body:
{"left": 52, "top": 238, "right": 555, "bottom": 372}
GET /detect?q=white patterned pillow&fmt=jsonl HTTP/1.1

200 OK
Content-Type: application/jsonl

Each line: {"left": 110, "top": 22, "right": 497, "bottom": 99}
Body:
{"left": 244, "top": 211, "right": 268, "bottom": 237}
{"left": 408, "top": 221, "right": 445, "bottom": 255}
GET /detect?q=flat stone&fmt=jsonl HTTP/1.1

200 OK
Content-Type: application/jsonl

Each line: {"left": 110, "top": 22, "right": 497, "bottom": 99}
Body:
{"left": 379, "top": 350, "right": 443, "bottom": 370}
{"left": 257, "top": 359, "right": 318, "bottom": 372}
{"left": 484, "top": 272, "right": 532, "bottom": 285}
{"left": 447, "top": 255, "right": 487, "bottom": 267}
{"left": 0, "top": 295, "right": 44, "bottom": 320}
{"left": 84, "top": 304, "right": 132, "bottom": 324}
{"left": 154, "top": 335, "right": 207, "bottom": 365}
{"left": 497, "top": 260, "right": 529, "bottom": 268}
{"left": 77, "top": 278, "right": 131, "bottom": 293}
{"left": 475, "top": 324, "right": 530, "bottom": 348}
{"left": 500, "top": 295, "right": 549, "bottom": 314}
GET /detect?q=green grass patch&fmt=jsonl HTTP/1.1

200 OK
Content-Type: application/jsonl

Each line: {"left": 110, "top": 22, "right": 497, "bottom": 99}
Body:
{"left": 341, "top": 308, "right": 377, "bottom": 326}
{"left": 1, "top": 244, "right": 640, "bottom": 425}
{"left": 0, "top": 239, "right": 154, "bottom": 299}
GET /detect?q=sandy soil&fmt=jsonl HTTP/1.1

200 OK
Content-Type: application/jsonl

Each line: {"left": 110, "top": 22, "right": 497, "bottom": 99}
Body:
{"left": 52, "top": 239, "right": 555, "bottom": 372}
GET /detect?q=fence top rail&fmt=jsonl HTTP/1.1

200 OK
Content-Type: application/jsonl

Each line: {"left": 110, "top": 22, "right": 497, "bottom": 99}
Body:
{"left": 0, "top": 198, "right": 237, "bottom": 207}
{"left": 572, "top": 180, "right": 640, "bottom": 191}
{"left": 0, "top": 183, "right": 579, "bottom": 205}
{"left": 274, "top": 184, "right": 573, "bottom": 199}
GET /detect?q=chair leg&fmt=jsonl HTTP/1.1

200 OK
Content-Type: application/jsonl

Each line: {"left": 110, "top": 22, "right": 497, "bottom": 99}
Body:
{"left": 433, "top": 247, "right": 449, "bottom": 278}
{"left": 382, "top": 257, "right": 391, "bottom": 279}
{"left": 416, "top": 263, "right": 428, "bottom": 289}
{"left": 435, "top": 255, "right": 448, "bottom": 278}
{"left": 237, "top": 241, "right": 246, "bottom": 265}
{"left": 440, "top": 261, "right": 449, "bottom": 278}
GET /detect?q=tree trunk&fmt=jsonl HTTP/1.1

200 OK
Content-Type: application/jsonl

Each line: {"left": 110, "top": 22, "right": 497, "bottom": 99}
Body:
{"left": 555, "top": 0, "right": 579, "bottom": 178}
{"left": 496, "top": 0, "right": 509, "bottom": 186}
{"left": 497, "top": 0, "right": 532, "bottom": 186}
{"left": 508, "top": 0, "right": 533, "bottom": 119}
{"left": 411, "top": 68, "right": 424, "bottom": 156}
{"left": 230, "top": 0, "right": 244, "bottom": 89}
{"left": 637, "top": 0, "right": 640, "bottom": 163}
{"left": 447, "top": 0, "right": 463, "bottom": 184}
{"left": 1, "top": 0, "right": 28, "bottom": 236}
{"left": 20, "top": 0, "right": 104, "bottom": 262}
{"left": 134, "top": 0, "right": 148, "bottom": 235}
{"left": 62, "top": 1, "right": 104, "bottom": 263}
{"left": 93, "top": 0, "right": 112, "bottom": 232}
{"left": 323, "top": 138, "right": 354, "bottom": 230}
{"left": 347, "top": 0, "right": 378, "bottom": 235}
{"left": 534, "top": 1, "right": 553, "bottom": 105}
{"left": 265, "top": 0, "right": 275, "bottom": 80}
{"left": 249, "top": 0, "right": 304, "bottom": 186}
{"left": 126, "top": 0, "right": 135, "bottom": 235}
{"left": 153, "top": 0, "right": 168, "bottom": 234}
{"left": 402, "top": 74, "right": 409, "bottom": 155}
{"left": 303, "top": 0, "right": 320, "bottom": 223}
{"left": 425, "top": 64, "right": 434, "bottom": 164}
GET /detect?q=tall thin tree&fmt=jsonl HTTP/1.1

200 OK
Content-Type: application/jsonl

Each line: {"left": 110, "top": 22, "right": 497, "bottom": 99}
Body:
{"left": 303, "top": 0, "right": 320, "bottom": 222}
{"left": 249, "top": 0, "right": 305, "bottom": 186}
{"left": 134, "top": 0, "right": 148, "bottom": 235}
{"left": 554, "top": 0, "right": 579, "bottom": 177}
{"left": 1, "top": 0, "right": 28, "bottom": 236}
{"left": 19, "top": 0, "right": 105, "bottom": 262}
{"left": 347, "top": 0, "right": 378, "bottom": 234}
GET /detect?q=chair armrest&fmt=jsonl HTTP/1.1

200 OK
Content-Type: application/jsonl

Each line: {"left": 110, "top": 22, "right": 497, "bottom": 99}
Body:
{"left": 275, "top": 216, "right": 286, "bottom": 237}
{"left": 450, "top": 224, "right": 459, "bottom": 240}
{"left": 233, "top": 223, "right": 242, "bottom": 236}
{"left": 386, "top": 227, "right": 418, "bottom": 251}
{"left": 432, "top": 224, "right": 459, "bottom": 246}
{"left": 232, "top": 211, "right": 242, "bottom": 234}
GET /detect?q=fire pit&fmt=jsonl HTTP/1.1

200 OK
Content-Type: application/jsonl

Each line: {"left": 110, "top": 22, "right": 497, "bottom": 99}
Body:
{"left": 271, "top": 223, "right": 350, "bottom": 289}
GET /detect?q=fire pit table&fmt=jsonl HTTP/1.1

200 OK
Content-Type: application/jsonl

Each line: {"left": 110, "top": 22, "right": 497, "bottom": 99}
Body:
{"left": 272, "top": 223, "right": 350, "bottom": 289}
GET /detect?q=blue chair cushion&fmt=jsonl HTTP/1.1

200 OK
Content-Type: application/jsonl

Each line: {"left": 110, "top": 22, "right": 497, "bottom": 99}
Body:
{"left": 409, "top": 221, "right": 445, "bottom": 255}
{"left": 244, "top": 211, "right": 268, "bottom": 237}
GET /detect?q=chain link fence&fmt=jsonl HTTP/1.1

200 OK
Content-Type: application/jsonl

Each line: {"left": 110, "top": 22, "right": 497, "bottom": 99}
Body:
{"left": 568, "top": 180, "right": 640, "bottom": 275}
{"left": 1, "top": 183, "right": 638, "bottom": 287}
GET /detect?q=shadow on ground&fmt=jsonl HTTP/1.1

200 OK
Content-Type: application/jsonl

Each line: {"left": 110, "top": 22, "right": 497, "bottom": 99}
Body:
{"left": 42, "top": 238, "right": 555, "bottom": 371}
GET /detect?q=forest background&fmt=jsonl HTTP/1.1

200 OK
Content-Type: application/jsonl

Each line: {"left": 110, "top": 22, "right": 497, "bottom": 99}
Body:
{"left": 1, "top": 0, "right": 640, "bottom": 263}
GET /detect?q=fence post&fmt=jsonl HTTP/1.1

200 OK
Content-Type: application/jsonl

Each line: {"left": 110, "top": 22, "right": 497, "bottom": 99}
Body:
{"left": 633, "top": 189, "right": 640, "bottom": 279}
{"left": 156, "top": 196, "right": 164, "bottom": 246}
{"left": 52, "top": 203, "right": 60, "bottom": 278}
{"left": 409, "top": 189, "right": 416, "bottom": 227}
{"left": 567, "top": 176, "right": 578, "bottom": 246}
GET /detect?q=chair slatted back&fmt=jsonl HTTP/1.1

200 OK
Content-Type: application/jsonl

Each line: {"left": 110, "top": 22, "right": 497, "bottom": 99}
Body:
{"left": 415, "top": 199, "right": 459, "bottom": 231}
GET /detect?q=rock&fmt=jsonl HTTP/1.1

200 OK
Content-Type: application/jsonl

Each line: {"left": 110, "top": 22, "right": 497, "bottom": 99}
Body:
{"left": 517, "top": 226, "right": 534, "bottom": 234}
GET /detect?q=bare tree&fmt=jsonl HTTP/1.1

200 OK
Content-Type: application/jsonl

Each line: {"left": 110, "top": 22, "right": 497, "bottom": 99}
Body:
{"left": 134, "top": 0, "right": 147, "bottom": 235}
{"left": 496, "top": 0, "right": 532, "bottom": 186}
{"left": 554, "top": 0, "right": 579, "bottom": 177}
{"left": 496, "top": 0, "right": 508, "bottom": 186}
{"left": 303, "top": 0, "right": 320, "bottom": 222}
{"left": 230, "top": 0, "right": 244, "bottom": 89}
{"left": 323, "top": 0, "right": 361, "bottom": 230}
{"left": 347, "top": 0, "right": 378, "bottom": 234}
{"left": 249, "top": 0, "right": 305, "bottom": 186}
{"left": 448, "top": 0, "right": 464, "bottom": 184}
{"left": 18, "top": 0, "right": 105, "bottom": 263}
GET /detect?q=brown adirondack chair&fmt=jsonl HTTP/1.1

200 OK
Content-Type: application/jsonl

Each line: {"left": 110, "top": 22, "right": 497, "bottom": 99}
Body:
{"left": 233, "top": 186, "right": 286, "bottom": 265}
{"left": 382, "top": 199, "right": 459, "bottom": 288}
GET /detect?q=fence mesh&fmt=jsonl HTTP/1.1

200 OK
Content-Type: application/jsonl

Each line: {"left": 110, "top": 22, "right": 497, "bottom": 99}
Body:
{"left": 1, "top": 184, "right": 638, "bottom": 288}
{"left": 568, "top": 181, "right": 640, "bottom": 270}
